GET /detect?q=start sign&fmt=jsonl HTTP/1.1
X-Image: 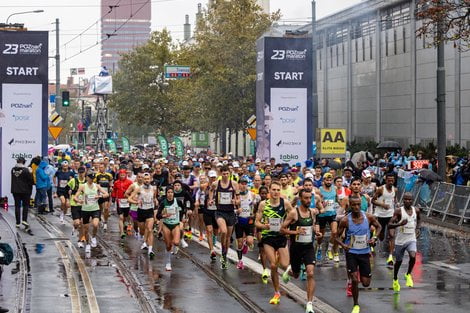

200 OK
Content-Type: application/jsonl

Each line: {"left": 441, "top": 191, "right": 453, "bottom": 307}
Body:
{"left": 317, "top": 128, "right": 346, "bottom": 157}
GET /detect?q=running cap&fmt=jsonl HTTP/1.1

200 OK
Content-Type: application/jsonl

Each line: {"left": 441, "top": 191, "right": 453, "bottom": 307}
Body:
{"left": 362, "top": 169, "right": 372, "bottom": 178}
{"left": 61, "top": 161, "right": 69, "bottom": 166}
{"left": 182, "top": 160, "right": 189, "bottom": 166}
{"left": 208, "top": 170, "right": 217, "bottom": 178}
{"left": 232, "top": 162, "right": 240, "bottom": 168}
{"left": 304, "top": 172, "right": 314, "bottom": 179}
{"left": 142, "top": 164, "right": 150, "bottom": 170}
{"left": 323, "top": 173, "right": 333, "bottom": 179}
{"left": 343, "top": 167, "right": 353, "bottom": 173}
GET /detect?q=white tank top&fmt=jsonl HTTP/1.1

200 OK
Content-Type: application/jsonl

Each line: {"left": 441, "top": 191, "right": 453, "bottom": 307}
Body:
{"left": 395, "top": 206, "right": 417, "bottom": 245}
{"left": 376, "top": 186, "right": 395, "bottom": 218}
{"left": 139, "top": 185, "right": 155, "bottom": 210}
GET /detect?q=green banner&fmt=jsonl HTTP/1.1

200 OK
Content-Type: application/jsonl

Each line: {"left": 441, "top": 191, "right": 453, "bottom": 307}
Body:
{"left": 157, "top": 135, "right": 168, "bottom": 158}
{"left": 191, "top": 132, "right": 209, "bottom": 147}
{"left": 250, "top": 140, "right": 256, "bottom": 156}
{"left": 107, "top": 139, "right": 117, "bottom": 153}
{"left": 173, "top": 136, "right": 184, "bottom": 158}
{"left": 122, "top": 137, "right": 130, "bottom": 153}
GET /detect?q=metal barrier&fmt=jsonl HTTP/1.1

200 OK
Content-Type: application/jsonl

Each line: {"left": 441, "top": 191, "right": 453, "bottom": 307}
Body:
{"left": 397, "top": 177, "right": 470, "bottom": 226}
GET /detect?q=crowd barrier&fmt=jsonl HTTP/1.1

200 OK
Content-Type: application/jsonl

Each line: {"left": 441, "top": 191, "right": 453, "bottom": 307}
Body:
{"left": 397, "top": 176, "right": 470, "bottom": 226}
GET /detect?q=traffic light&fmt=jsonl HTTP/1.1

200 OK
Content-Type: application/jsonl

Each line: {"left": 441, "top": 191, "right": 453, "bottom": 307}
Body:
{"left": 62, "top": 91, "right": 70, "bottom": 107}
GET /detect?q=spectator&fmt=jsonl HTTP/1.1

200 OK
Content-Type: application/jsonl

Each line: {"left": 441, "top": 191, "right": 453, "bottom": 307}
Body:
{"left": 35, "top": 160, "right": 51, "bottom": 214}
{"left": 11, "top": 157, "right": 33, "bottom": 228}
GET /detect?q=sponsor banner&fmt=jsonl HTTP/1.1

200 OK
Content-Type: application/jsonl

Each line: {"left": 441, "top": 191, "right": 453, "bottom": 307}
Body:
{"left": 0, "top": 31, "right": 48, "bottom": 202}
{"left": 173, "top": 136, "right": 184, "bottom": 158}
{"left": 122, "top": 137, "right": 130, "bottom": 153}
{"left": 408, "top": 160, "right": 429, "bottom": 170}
{"left": 317, "top": 128, "right": 347, "bottom": 157}
{"left": 157, "top": 135, "right": 168, "bottom": 158}
{"left": 256, "top": 37, "right": 313, "bottom": 164}
{"left": 191, "top": 132, "right": 209, "bottom": 148}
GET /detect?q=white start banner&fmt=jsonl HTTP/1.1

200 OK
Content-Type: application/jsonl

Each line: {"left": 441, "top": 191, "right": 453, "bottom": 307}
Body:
{"left": 0, "top": 31, "right": 48, "bottom": 202}
{"left": 270, "top": 88, "right": 308, "bottom": 165}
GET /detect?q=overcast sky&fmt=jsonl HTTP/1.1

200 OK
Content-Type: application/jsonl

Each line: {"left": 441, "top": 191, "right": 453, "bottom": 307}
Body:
{"left": 0, "top": 0, "right": 362, "bottom": 83}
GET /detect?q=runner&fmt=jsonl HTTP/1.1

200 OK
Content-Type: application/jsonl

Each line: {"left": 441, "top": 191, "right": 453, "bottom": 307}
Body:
{"left": 201, "top": 170, "right": 219, "bottom": 260}
{"left": 195, "top": 175, "right": 209, "bottom": 241}
{"left": 54, "top": 161, "right": 75, "bottom": 223}
{"left": 254, "top": 186, "right": 269, "bottom": 283}
{"left": 111, "top": 169, "right": 133, "bottom": 239}
{"left": 316, "top": 173, "right": 338, "bottom": 262}
{"left": 255, "top": 181, "right": 294, "bottom": 305}
{"left": 95, "top": 163, "right": 114, "bottom": 231}
{"left": 67, "top": 166, "right": 86, "bottom": 246}
{"left": 280, "top": 174, "right": 296, "bottom": 202}
{"left": 157, "top": 186, "right": 186, "bottom": 271}
{"left": 336, "top": 196, "right": 381, "bottom": 313}
{"left": 209, "top": 165, "right": 240, "bottom": 269}
{"left": 372, "top": 173, "right": 397, "bottom": 265}
{"left": 173, "top": 180, "right": 194, "bottom": 248}
{"left": 74, "top": 172, "right": 109, "bottom": 254}
{"left": 235, "top": 177, "right": 256, "bottom": 270}
{"left": 388, "top": 192, "right": 421, "bottom": 292}
{"left": 129, "top": 173, "right": 158, "bottom": 259}
{"left": 125, "top": 172, "right": 144, "bottom": 238}
{"left": 282, "top": 189, "right": 321, "bottom": 313}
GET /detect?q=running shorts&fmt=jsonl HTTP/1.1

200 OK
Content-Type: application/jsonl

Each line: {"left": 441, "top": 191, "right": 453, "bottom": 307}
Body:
{"left": 117, "top": 205, "right": 130, "bottom": 218}
{"left": 235, "top": 221, "right": 254, "bottom": 239}
{"left": 137, "top": 209, "right": 154, "bottom": 223}
{"left": 345, "top": 252, "right": 371, "bottom": 277}
{"left": 318, "top": 215, "right": 337, "bottom": 229}
{"left": 71, "top": 205, "right": 82, "bottom": 220}
{"left": 57, "top": 189, "right": 70, "bottom": 199}
{"left": 203, "top": 212, "right": 219, "bottom": 229}
{"left": 394, "top": 241, "right": 417, "bottom": 262}
{"left": 82, "top": 210, "right": 101, "bottom": 225}
{"left": 98, "top": 196, "right": 110, "bottom": 205}
{"left": 215, "top": 211, "right": 237, "bottom": 227}
{"left": 290, "top": 243, "right": 316, "bottom": 274}
{"left": 262, "top": 236, "right": 287, "bottom": 251}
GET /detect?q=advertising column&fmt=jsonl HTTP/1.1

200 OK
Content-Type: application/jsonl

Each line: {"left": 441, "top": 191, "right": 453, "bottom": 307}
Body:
{"left": 0, "top": 31, "right": 48, "bottom": 201}
{"left": 256, "top": 37, "right": 313, "bottom": 165}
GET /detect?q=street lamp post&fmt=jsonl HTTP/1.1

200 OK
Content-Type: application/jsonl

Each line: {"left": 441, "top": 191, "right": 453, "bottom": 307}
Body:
{"left": 5, "top": 10, "right": 44, "bottom": 24}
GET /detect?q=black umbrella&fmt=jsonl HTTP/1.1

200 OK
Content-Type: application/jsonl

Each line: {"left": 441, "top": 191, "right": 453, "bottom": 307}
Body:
{"left": 328, "top": 160, "right": 342, "bottom": 170}
{"left": 377, "top": 141, "right": 401, "bottom": 149}
{"left": 418, "top": 169, "right": 442, "bottom": 182}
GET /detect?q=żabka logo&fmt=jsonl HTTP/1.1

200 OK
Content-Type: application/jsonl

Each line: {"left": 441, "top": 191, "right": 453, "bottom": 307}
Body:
{"left": 11, "top": 152, "right": 33, "bottom": 159}
{"left": 280, "top": 154, "right": 299, "bottom": 161}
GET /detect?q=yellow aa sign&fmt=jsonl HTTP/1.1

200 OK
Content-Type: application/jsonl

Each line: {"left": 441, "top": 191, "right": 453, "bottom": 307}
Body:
{"left": 319, "top": 128, "right": 346, "bottom": 156}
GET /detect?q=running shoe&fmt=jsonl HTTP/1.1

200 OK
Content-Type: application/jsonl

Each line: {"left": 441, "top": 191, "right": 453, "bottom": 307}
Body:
{"left": 316, "top": 249, "right": 322, "bottom": 261}
{"left": 236, "top": 260, "right": 244, "bottom": 270}
{"left": 149, "top": 251, "right": 155, "bottom": 259}
{"left": 77, "top": 241, "right": 84, "bottom": 248}
{"left": 126, "top": 223, "right": 133, "bottom": 233}
{"left": 282, "top": 266, "right": 291, "bottom": 284}
{"left": 393, "top": 279, "right": 401, "bottom": 293}
{"left": 269, "top": 293, "right": 281, "bottom": 305}
{"left": 346, "top": 281, "right": 353, "bottom": 297}
{"left": 300, "top": 264, "right": 307, "bottom": 281}
{"left": 327, "top": 250, "right": 333, "bottom": 260}
{"left": 85, "top": 244, "right": 91, "bottom": 253}
{"left": 16, "top": 224, "right": 20, "bottom": 228}
{"left": 91, "top": 237, "right": 97, "bottom": 248}
{"left": 262, "top": 269, "right": 269, "bottom": 284}
{"left": 120, "top": 232, "right": 126, "bottom": 239}
{"left": 210, "top": 250, "right": 217, "bottom": 261}
{"left": 221, "top": 256, "right": 228, "bottom": 270}
{"left": 405, "top": 273, "right": 414, "bottom": 288}
{"left": 306, "top": 301, "right": 315, "bottom": 313}
{"left": 242, "top": 242, "right": 249, "bottom": 255}
{"left": 172, "top": 246, "right": 179, "bottom": 255}
{"left": 181, "top": 238, "right": 189, "bottom": 248}
{"left": 141, "top": 242, "right": 148, "bottom": 250}
{"left": 165, "top": 263, "right": 172, "bottom": 271}
{"left": 387, "top": 254, "right": 394, "bottom": 266}
{"left": 21, "top": 221, "right": 29, "bottom": 228}
{"left": 184, "top": 230, "right": 193, "bottom": 240}
{"left": 103, "top": 223, "right": 108, "bottom": 232}
{"left": 199, "top": 233, "right": 204, "bottom": 241}
{"left": 333, "top": 253, "right": 340, "bottom": 263}
{"left": 351, "top": 305, "right": 360, "bottom": 313}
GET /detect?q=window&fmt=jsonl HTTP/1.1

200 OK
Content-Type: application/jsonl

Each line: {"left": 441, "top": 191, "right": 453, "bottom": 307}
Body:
{"left": 319, "top": 50, "right": 322, "bottom": 70}
{"left": 369, "top": 36, "right": 373, "bottom": 59}
{"left": 362, "top": 37, "right": 365, "bottom": 61}
{"left": 394, "top": 28, "right": 397, "bottom": 55}
{"left": 381, "top": 2, "right": 411, "bottom": 30}
{"left": 336, "top": 45, "right": 339, "bottom": 66}
{"left": 403, "top": 27, "right": 406, "bottom": 53}
{"left": 355, "top": 39, "right": 358, "bottom": 62}
{"left": 330, "top": 47, "right": 333, "bottom": 68}
{"left": 342, "top": 42, "right": 345, "bottom": 65}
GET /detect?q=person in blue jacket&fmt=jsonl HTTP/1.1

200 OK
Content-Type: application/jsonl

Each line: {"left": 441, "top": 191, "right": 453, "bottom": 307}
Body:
{"left": 35, "top": 160, "right": 52, "bottom": 214}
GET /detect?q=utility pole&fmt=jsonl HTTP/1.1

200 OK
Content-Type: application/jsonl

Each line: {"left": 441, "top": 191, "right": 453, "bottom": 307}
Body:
{"left": 436, "top": 0, "right": 446, "bottom": 179}
{"left": 55, "top": 18, "right": 61, "bottom": 114}
{"left": 311, "top": 0, "right": 318, "bottom": 158}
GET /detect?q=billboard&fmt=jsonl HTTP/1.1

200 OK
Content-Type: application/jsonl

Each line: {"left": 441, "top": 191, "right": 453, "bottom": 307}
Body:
{"left": 256, "top": 37, "right": 313, "bottom": 165}
{"left": 0, "top": 31, "right": 48, "bottom": 201}
{"left": 317, "top": 128, "right": 347, "bottom": 157}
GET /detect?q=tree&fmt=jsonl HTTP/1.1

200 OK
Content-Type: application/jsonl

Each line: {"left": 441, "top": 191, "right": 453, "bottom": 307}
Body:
{"left": 416, "top": 0, "right": 470, "bottom": 49}
{"left": 173, "top": 0, "right": 279, "bottom": 151}
{"left": 108, "top": 30, "right": 182, "bottom": 136}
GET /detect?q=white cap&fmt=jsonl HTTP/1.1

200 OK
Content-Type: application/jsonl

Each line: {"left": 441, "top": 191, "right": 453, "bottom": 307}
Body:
{"left": 109, "top": 160, "right": 115, "bottom": 165}
{"left": 208, "top": 170, "right": 217, "bottom": 178}
{"left": 222, "top": 160, "right": 228, "bottom": 165}
{"left": 304, "top": 172, "right": 314, "bottom": 179}
{"left": 216, "top": 162, "right": 223, "bottom": 167}
{"left": 192, "top": 158, "right": 197, "bottom": 162}
{"left": 255, "top": 158, "right": 261, "bottom": 163}
{"left": 233, "top": 162, "right": 240, "bottom": 168}
{"left": 182, "top": 160, "right": 189, "bottom": 166}
{"left": 198, "top": 158, "right": 204, "bottom": 162}
{"left": 142, "top": 164, "right": 150, "bottom": 170}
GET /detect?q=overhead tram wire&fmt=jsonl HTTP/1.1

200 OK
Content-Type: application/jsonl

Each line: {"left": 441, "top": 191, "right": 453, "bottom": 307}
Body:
{"left": 0, "top": 0, "right": 180, "bottom": 8}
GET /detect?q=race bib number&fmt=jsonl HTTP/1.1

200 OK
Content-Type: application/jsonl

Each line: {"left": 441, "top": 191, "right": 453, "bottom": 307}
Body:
{"left": 219, "top": 192, "right": 232, "bottom": 205}
{"left": 208, "top": 204, "right": 217, "bottom": 211}
{"left": 142, "top": 201, "right": 153, "bottom": 210}
{"left": 324, "top": 200, "right": 335, "bottom": 212}
{"left": 402, "top": 220, "right": 415, "bottom": 234}
{"left": 385, "top": 199, "right": 394, "bottom": 209}
{"left": 239, "top": 199, "right": 252, "bottom": 218}
{"left": 297, "top": 226, "right": 313, "bottom": 243}
{"left": 86, "top": 195, "right": 97, "bottom": 205}
{"left": 166, "top": 205, "right": 177, "bottom": 216}
{"left": 269, "top": 218, "right": 282, "bottom": 232}
{"left": 351, "top": 234, "right": 368, "bottom": 249}
{"left": 59, "top": 180, "right": 68, "bottom": 188}
{"left": 119, "top": 199, "right": 129, "bottom": 208}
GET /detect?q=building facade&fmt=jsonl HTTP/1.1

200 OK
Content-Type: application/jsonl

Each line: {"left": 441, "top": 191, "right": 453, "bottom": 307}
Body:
{"left": 295, "top": 0, "right": 470, "bottom": 148}
{"left": 100, "top": 0, "right": 151, "bottom": 72}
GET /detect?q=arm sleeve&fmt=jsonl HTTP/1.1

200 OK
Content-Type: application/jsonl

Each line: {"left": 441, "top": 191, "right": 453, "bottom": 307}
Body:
{"left": 178, "top": 200, "right": 187, "bottom": 221}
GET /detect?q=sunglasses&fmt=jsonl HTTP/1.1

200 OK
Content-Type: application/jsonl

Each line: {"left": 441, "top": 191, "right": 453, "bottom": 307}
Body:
{"left": 205, "top": 167, "right": 211, "bottom": 170}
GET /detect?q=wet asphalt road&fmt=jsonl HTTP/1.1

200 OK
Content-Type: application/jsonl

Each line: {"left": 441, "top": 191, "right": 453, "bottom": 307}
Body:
{"left": 1, "top": 206, "right": 470, "bottom": 313}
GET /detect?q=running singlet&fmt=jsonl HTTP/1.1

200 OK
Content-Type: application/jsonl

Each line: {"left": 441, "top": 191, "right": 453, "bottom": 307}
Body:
{"left": 395, "top": 206, "right": 417, "bottom": 245}
{"left": 360, "top": 195, "right": 369, "bottom": 213}
{"left": 130, "top": 182, "right": 141, "bottom": 212}
{"left": 289, "top": 207, "right": 314, "bottom": 244}
{"left": 376, "top": 186, "right": 395, "bottom": 218}
{"left": 345, "top": 212, "right": 370, "bottom": 254}
{"left": 68, "top": 177, "right": 86, "bottom": 206}
{"left": 95, "top": 172, "right": 113, "bottom": 190}
{"left": 82, "top": 183, "right": 100, "bottom": 212}
{"left": 162, "top": 198, "right": 183, "bottom": 225}
{"left": 319, "top": 186, "right": 337, "bottom": 217}
{"left": 280, "top": 186, "right": 295, "bottom": 202}
{"left": 139, "top": 185, "right": 155, "bottom": 210}
{"left": 56, "top": 170, "right": 75, "bottom": 190}
{"left": 216, "top": 180, "right": 236, "bottom": 213}
{"left": 261, "top": 198, "right": 286, "bottom": 238}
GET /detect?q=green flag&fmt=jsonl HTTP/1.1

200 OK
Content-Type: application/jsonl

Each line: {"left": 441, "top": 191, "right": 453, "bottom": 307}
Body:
{"left": 122, "top": 137, "right": 130, "bottom": 153}
{"left": 106, "top": 139, "right": 117, "bottom": 153}
{"left": 157, "top": 135, "right": 168, "bottom": 158}
{"left": 174, "top": 136, "right": 184, "bottom": 158}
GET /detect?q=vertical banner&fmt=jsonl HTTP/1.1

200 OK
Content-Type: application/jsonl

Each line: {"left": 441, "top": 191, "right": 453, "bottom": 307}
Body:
{"left": 173, "top": 136, "right": 184, "bottom": 158}
{"left": 122, "top": 137, "right": 130, "bottom": 153}
{"left": 256, "top": 37, "right": 313, "bottom": 165}
{"left": 0, "top": 31, "right": 48, "bottom": 201}
{"left": 157, "top": 135, "right": 168, "bottom": 158}
{"left": 106, "top": 138, "right": 117, "bottom": 153}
